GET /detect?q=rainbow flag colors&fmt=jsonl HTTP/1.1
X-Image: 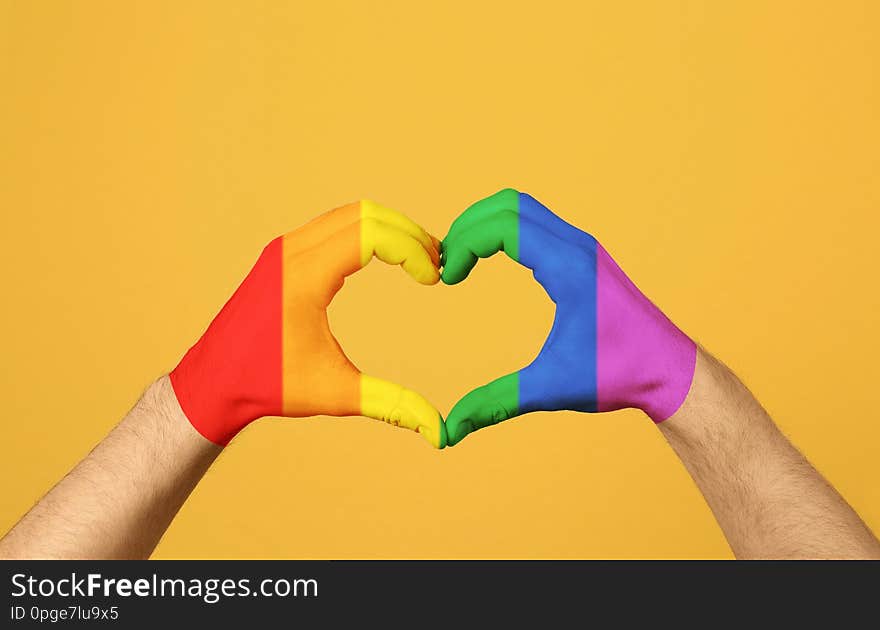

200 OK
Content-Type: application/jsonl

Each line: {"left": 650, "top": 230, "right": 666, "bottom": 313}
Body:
{"left": 171, "top": 201, "right": 446, "bottom": 448}
{"left": 440, "top": 189, "right": 696, "bottom": 446}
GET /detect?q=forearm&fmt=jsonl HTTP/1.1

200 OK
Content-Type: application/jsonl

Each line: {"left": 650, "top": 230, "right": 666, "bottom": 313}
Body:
{"left": 660, "top": 347, "right": 880, "bottom": 559}
{"left": 0, "top": 376, "right": 221, "bottom": 559}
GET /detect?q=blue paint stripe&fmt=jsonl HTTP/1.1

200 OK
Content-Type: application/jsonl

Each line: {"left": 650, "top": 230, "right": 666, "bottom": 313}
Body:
{"left": 517, "top": 193, "right": 598, "bottom": 414}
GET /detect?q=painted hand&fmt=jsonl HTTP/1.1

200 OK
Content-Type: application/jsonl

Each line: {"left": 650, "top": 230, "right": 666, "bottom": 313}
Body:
{"left": 441, "top": 189, "right": 696, "bottom": 446}
{"left": 171, "top": 201, "right": 447, "bottom": 448}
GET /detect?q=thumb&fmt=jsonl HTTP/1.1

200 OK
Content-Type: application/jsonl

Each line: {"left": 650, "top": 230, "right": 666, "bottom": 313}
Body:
{"left": 445, "top": 373, "right": 519, "bottom": 447}
{"left": 360, "top": 375, "right": 447, "bottom": 448}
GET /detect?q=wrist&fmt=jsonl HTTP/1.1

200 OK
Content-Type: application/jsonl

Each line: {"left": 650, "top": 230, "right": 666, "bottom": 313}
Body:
{"left": 656, "top": 348, "right": 711, "bottom": 443}
{"left": 114, "top": 375, "right": 221, "bottom": 466}
{"left": 596, "top": 307, "right": 696, "bottom": 422}
{"left": 592, "top": 243, "right": 696, "bottom": 422}
{"left": 159, "top": 373, "right": 232, "bottom": 448}
{"left": 135, "top": 376, "right": 187, "bottom": 430}
{"left": 641, "top": 321, "right": 697, "bottom": 423}
{"left": 169, "top": 357, "right": 264, "bottom": 446}
{"left": 658, "top": 347, "right": 754, "bottom": 444}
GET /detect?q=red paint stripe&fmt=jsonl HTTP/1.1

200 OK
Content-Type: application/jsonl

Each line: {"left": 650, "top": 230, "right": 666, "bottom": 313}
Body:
{"left": 171, "top": 237, "right": 283, "bottom": 445}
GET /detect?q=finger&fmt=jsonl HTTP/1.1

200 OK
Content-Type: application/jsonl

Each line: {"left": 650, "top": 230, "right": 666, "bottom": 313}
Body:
{"left": 362, "top": 218, "right": 440, "bottom": 284}
{"left": 441, "top": 211, "right": 569, "bottom": 286}
{"left": 284, "top": 201, "right": 439, "bottom": 266}
{"left": 285, "top": 202, "right": 362, "bottom": 256}
{"left": 443, "top": 188, "right": 594, "bottom": 254}
{"left": 443, "top": 188, "right": 520, "bottom": 246}
{"left": 313, "top": 217, "right": 439, "bottom": 286}
{"left": 429, "top": 233, "right": 442, "bottom": 262}
{"left": 445, "top": 372, "right": 519, "bottom": 446}
{"left": 362, "top": 200, "right": 440, "bottom": 266}
{"left": 360, "top": 375, "right": 447, "bottom": 448}
{"left": 441, "top": 210, "right": 518, "bottom": 285}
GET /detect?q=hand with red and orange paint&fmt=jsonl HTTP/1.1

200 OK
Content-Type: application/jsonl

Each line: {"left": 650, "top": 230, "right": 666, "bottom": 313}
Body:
{"left": 170, "top": 201, "right": 447, "bottom": 448}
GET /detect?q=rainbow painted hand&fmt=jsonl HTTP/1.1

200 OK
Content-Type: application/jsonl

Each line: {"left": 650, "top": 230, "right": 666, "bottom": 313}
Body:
{"left": 441, "top": 189, "right": 697, "bottom": 446}
{"left": 171, "top": 201, "right": 447, "bottom": 448}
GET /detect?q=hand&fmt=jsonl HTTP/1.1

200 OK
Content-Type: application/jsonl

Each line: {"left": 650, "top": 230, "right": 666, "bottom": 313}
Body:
{"left": 440, "top": 188, "right": 696, "bottom": 446}
{"left": 170, "top": 201, "right": 447, "bottom": 448}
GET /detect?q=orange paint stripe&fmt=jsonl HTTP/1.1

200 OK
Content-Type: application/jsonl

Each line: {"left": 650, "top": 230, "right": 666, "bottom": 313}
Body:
{"left": 281, "top": 203, "right": 362, "bottom": 417}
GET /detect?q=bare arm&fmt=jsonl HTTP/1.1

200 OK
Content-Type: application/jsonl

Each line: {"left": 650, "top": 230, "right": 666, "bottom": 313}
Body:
{"left": 0, "top": 376, "right": 220, "bottom": 559}
{"left": 660, "top": 347, "right": 880, "bottom": 559}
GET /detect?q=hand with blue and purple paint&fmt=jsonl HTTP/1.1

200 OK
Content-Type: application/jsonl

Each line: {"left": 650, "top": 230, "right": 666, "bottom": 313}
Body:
{"left": 440, "top": 188, "right": 697, "bottom": 446}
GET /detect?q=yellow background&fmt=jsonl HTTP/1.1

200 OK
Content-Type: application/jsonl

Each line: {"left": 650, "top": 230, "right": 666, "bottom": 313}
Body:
{"left": 1, "top": 1, "right": 878, "bottom": 559}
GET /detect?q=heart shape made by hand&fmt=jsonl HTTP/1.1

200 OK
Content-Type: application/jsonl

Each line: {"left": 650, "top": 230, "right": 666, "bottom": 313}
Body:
{"left": 171, "top": 191, "right": 696, "bottom": 451}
